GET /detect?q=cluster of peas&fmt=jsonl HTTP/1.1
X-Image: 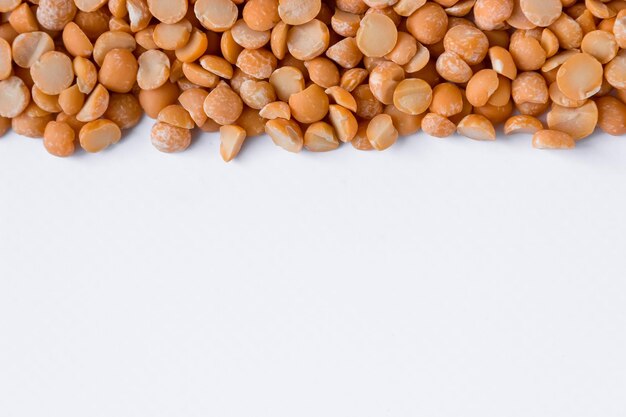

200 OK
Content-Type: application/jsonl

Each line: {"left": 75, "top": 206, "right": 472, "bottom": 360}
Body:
{"left": 0, "top": 0, "right": 625, "bottom": 160}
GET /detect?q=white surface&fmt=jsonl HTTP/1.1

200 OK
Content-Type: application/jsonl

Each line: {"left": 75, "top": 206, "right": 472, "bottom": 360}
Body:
{"left": 1, "top": 123, "right": 626, "bottom": 417}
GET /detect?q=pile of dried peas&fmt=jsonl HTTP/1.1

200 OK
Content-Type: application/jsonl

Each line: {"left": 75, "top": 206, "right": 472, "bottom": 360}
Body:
{"left": 0, "top": 0, "right": 626, "bottom": 159}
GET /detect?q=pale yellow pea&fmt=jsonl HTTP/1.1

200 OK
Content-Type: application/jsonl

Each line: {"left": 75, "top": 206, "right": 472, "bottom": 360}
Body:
{"left": 581, "top": 30, "right": 618, "bottom": 64}
{"left": 76, "top": 83, "right": 109, "bottom": 122}
{"left": 367, "top": 113, "right": 398, "bottom": 150}
{"left": 158, "top": 104, "right": 194, "bottom": 129}
{"left": 532, "top": 129, "right": 575, "bottom": 149}
{"left": 44, "top": 121, "right": 76, "bottom": 157}
{"left": 466, "top": 69, "right": 499, "bottom": 107}
{"left": 457, "top": 114, "right": 496, "bottom": 140}
{"left": 259, "top": 101, "right": 291, "bottom": 119}
{"left": 220, "top": 124, "right": 247, "bottom": 161}
{"left": 287, "top": 19, "right": 330, "bottom": 61}
{"left": 178, "top": 88, "right": 209, "bottom": 126}
{"left": 265, "top": 117, "right": 304, "bottom": 153}
{"left": 79, "top": 119, "right": 122, "bottom": 153}
{"left": 137, "top": 49, "right": 171, "bottom": 90}
{"left": 12, "top": 31, "right": 54, "bottom": 68}
{"left": 204, "top": 83, "right": 243, "bottom": 125}
{"left": 547, "top": 101, "right": 598, "bottom": 140}
{"left": 0, "top": 76, "right": 30, "bottom": 118}
{"left": 278, "top": 0, "right": 321, "bottom": 25}
{"left": 0, "top": 38, "right": 12, "bottom": 80}
{"left": 304, "top": 122, "right": 340, "bottom": 152}
{"left": 269, "top": 66, "right": 305, "bottom": 101}
{"left": 328, "top": 104, "right": 358, "bottom": 142}
{"left": 556, "top": 52, "right": 603, "bottom": 100}
{"left": 368, "top": 61, "right": 405, "bottom": 105}
{"left": 430, "top": 82, "right": 463, "bottom": 117}
{"left": 151, "top": 121, "right": 191, "bottom": 153}
{"left": 393, "top": 78, "right": 432, "bottom": 115}
{"left": 504, "top": 115, "right": 544, "bottom": 134}
{"left": 30, "top": 51, "right": 74, "bottom": 96}
{"left": 194, "top": 0, "right": 238, "bottom": 32}
{"left": 288, "top": 84, "right": 329, "bottom": 123}
{"left": 421, "top": 112, "right": 457, "bottom": 138}
{"left": 356, "top": 13, "right": 398, "bottom": 58}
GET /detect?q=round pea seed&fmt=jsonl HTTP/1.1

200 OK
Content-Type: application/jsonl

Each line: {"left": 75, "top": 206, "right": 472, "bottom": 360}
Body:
{"left": 369, "top": 61, "right": 405, "bottom": 105}
{"left": 151, "top": 121, "right": 191, "bottom": 153}
{"left": 58, "top": 84, "right": 85, "bottom": 115}
{"left": 328, "top": 104, "right": 358, "bottom": 142}
{"left": 243, "top": 0, "right": 280, "bottom": 32}
{"left": 430, "top": 82, "right": 463, "bottom": 117}
{"left": 421, "top": 112, "right": 456, "bottom": 138}
{"left": 178, "top": 88, "right": 209, "bottom": 127}
{"left": 325, "top": 86, "right": 358, "bottom": 112}
{"left": 519, "top": 0, "right": 561, "bottom": 27}
{"left": 356, "top": 13, "right": 398, "bottom": 57}
{"left": 79, "top": 119, "right": 121, "bottom": 153}
{"left": 44, "top": 121, "right": 75, "bottom": 157}
{"left": 204, "top": 83, "right": 243, "bottom": 125}
{"left": 605, "top": 53, "right": 626, "bottom": 90}
{"left": 62, "top": 22, "right": 94, "bottom": 58}
{"left": 236, "top": 48, "right": 277, "bottom": 79}
{"left": 287, "top": 19, "right": 330, "bottom": 61}
{"left": 98, "top": 49, "right": 138, "bottom": 93}
{"left": 581, "top": 30, "right": 618, "bottom": 64}
{"left": 367, "top": 113, "right": 398, "bottom": 150}
{"left": 436, "top": 51, "right": 473, "bottom": 83}
{"left": 305, "top": 57, "right": 340, "bottom": 89}
{"left": 556, "top": 52, "right": 603, "bottom": 101}
{"left": 175, "top": 29, "right": 208, "bottom": 63}
{"left": 457, "top": 114, "right": 496, "bottom": 140}
{"left": 596, "top": 96, "right": 626, "bottom": 136}
{"left": 512, "top": 71, "right": 549, "bottom": 105}
{"left": 547, "top": 101, "right": 598, "bottom": 140}
{"left": 231, "top": 19, "right": 271, "bottom": 50}
{"left": 147, "top": 0, "right": 187, "bottom": 25}
{"left": 406, "top": 2, "right": 448, "bottom": 45}
{"left": 474, "top": 0, "right": 513, "bottom": 30}
{"left": 326, "top": 37, "right": 363, "bottom": 69}
{"left": 259, "top": 101, "right": 291, "bottom": 120}
{"left": 37, "top": 0, "right": 77, "bottom": 31}
{"left": 393, "top": 78, "right": 432, "bottom": 115}
{"left": 194, "top": 0, "right": 238, "bottom": 32}
{"left": 104, "top": 93, "right": 143, "bottom": 129}
{"left": 466, "top": 69, "right": 499, "bottom": 107}
{"left": 532, "top": 129, "right": 575, "bottom": 149}
{"left": 12, "top": 32, "right": 54, "bottom": 69}
{"left": 288, "top": 84, "right": 329, "bottom": 123}
{"left": 443, "top": 24, "right": 489, "bottom": 65}
{"left": 239, "top": 80, "right": 277, "bottom": 110}
{"left": 153, "top": 20, "right": 193, "bottom": 51}
{"left": 278, "top": 0, "right": 321, "bottom": 25}
{"left": 137, "top": 49, "right": 171, "bottom": 90}
{"left": 0, "top": 75, "right": 30, "bottom": 118}
{"left": 265, "top": 117, "right": 304, "bottom": 152}
{"left": 220, "top": 124, "right": 247, "bottom": 161}
{"left": 504, "top": 115, "right": 544, "bottom": 134}
{"left": 74, "top": 56, "right": 98, "bottom": 94}
{"left": 304, "top": 121, "right": 340, "bottom": 152}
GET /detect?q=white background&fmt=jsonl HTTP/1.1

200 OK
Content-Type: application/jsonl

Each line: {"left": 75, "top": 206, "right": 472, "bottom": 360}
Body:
{"left": 1, "top": 123, "right": 625, "bottom": 416}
